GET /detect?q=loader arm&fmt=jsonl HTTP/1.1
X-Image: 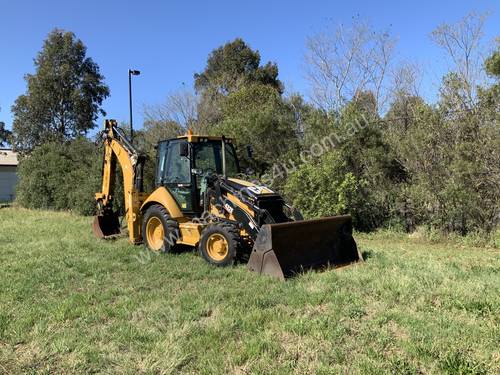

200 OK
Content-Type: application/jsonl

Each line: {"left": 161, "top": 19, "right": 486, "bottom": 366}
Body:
{"left": 206, "top": 175, "right": 362, "bottom": 279}
{"left": 94, "top": 119, "right": 146, "bottom": 243}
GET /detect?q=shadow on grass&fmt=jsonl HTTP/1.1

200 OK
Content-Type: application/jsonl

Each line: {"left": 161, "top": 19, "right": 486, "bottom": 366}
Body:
{"left": 361, "top": 249, "right": 376, "bottom": 261}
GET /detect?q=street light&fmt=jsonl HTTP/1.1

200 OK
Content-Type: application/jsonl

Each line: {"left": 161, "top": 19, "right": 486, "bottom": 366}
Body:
{"left": 128, "top": 69, "right": 141, "bottom": 144}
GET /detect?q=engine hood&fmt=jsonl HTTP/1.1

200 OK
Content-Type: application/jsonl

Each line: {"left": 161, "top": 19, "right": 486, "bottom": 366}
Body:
{"left": 226, "top": 178, "right": 278, "bottom": 199}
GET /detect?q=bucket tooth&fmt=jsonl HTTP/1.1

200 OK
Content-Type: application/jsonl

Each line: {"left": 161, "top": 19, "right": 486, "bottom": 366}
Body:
{"left": 247, "top": 215, "right": 362, "bottom": 279}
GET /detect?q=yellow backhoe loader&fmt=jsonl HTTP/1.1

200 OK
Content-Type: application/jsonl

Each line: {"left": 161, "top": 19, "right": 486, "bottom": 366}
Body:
{"left": 93, "top": 119, "right": 362, "bottom": 279}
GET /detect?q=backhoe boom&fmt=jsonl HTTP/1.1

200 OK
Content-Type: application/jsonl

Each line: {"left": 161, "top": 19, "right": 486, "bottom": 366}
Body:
{"left": 93, "top": 119, "right": 146, "bottom": 243}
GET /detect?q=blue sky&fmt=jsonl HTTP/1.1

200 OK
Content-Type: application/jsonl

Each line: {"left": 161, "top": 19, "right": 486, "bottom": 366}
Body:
{"left": 0, "top": 0, "right": 498, "bottom": 132}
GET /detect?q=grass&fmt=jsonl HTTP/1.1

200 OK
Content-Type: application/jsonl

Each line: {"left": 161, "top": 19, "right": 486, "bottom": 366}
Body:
{"left": 0, "top": 207, "right": 499, "bottom": 374}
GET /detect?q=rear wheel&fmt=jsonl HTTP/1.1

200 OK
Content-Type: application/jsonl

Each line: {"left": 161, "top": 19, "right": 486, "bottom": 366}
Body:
{"left": 142, "top": 204, "right": 179, "bottom": 253}
{"left": 199, "top": 223, "right": 240, "bottom": 266}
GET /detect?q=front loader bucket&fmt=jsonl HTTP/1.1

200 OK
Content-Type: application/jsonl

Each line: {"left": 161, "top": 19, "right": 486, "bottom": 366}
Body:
{"left": 92, "top": 213, "right": 121, "bottom": 239}
{"left": 247, "top": 215, "right": 362, "bottom": 280}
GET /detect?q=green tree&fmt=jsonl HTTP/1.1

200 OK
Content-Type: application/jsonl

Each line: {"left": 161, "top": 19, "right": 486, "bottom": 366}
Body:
{"left": 286, "top": 93, "right": 332, "bottom": 147}
{"left": 0, "top": 107, "right": 11, "bottom": 147}
{"left": 285, "top": 152, "right": 360, "bottom": 219}
{"left": 383, "top": 68, "right": 499, "bottom": 235}
{"left": 0, "top": 122, "right": 10, "bottom": 147}
{"left": 285, "top": 92, "right": 401, "bottom": 230}
{"left": 215, "top": 84, "right": 299, "bottom": 176}
{"left": 484, "top": 40, "right": 500, "bottom": 77}
{"left": 16, "top": 138, "right": 102, "bottom": 215}
{"left": 194, "top": 38, "right": 282, "bottom": 95}
{"left": 479, "top": 39, "right": 500, "bottom": 118}
{"left": 11, "top": 29, "right": 109, "bottom": 153}
{"left": 194, "top": 38, "right": 283, "bottom": 128}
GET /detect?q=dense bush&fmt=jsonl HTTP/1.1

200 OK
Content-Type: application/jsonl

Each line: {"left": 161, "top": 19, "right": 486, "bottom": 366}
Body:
{"left": 284, "top": 152, "right": 358, "bottom": 218}
{"left": 12, "top": 30, "right": 499, "bottom": 239}
{"left": 16, "top": 138, "right": 102, "bottom": 215}
{"left": 379, "top": 74, "right": 500, "bottom": 236}
{"left": 284, "top": 95, "right": 404, "bottom": 231}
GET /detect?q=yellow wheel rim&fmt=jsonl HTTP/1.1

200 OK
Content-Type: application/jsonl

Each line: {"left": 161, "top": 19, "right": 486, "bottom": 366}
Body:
{"left": 146, "top": 217, "right": 164, "bottom": 251}
{"left": 206, "top": 233, "right": 229, "bottom": 261}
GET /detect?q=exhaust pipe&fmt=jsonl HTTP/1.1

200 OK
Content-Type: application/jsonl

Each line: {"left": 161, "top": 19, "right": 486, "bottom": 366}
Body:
{"left": 247, "top": 215, "right": 362, "bottom": 280}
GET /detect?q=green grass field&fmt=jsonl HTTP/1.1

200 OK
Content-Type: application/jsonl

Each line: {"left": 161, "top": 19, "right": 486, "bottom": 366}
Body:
{"left": 0, "top": 208, "right": 499, "bottom": 374}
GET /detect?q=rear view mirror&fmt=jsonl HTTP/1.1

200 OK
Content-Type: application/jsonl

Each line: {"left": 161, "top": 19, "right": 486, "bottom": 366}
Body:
{"left": 179, "top": 142, "right": 189, "bottom": 157}
{"left": 246, "top": 145, "right": 254, "bottom": 159}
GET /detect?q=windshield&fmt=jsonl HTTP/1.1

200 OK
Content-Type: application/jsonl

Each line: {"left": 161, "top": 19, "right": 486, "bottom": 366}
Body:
{"left": 193, "top": 141, "right": 239, "bottom": 176}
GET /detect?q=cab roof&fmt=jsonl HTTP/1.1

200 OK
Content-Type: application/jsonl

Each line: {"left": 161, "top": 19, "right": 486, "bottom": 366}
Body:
{"left": 175, "top": 131, "right": 234, "bottom": 143}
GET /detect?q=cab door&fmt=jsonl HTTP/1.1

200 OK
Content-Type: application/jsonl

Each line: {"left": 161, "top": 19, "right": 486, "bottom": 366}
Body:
{"left": 156, "top": 139, "right": 196, "bottom": 213}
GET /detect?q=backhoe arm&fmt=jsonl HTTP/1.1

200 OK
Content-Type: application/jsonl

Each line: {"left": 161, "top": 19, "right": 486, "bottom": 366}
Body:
{"left": 93, "top": 119, "right": 146, "bottom": 243}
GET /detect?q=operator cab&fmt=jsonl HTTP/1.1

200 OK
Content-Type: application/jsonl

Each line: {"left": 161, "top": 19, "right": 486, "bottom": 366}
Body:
{"left": 155, "top": 135, "right": 240, "bottom": 214}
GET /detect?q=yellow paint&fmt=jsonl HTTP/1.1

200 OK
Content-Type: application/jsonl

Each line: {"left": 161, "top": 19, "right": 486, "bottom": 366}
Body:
{"left": 95, "top": 121, "right": 254, "bottom": 248}
{"left": 227, "top": 178, "right": 274, "bottom": 194}
{"left": 226, "top": 193, "right": 255, "bottom": 217}
{"left": 95, "top": 119, "right": 145, "bottom": 244}
{"left": 140, "top": 187, "right": 183, "bottom": 219}
{"left": 177, "top": 133, "right": 234, "bottom": 143}
{"left": 205, "top": 233, "right": 228, "bottom": 261}
{"left": 145, "top": 216, "right": 164, "bottom": 251}
{"left": 178, "top": 222, "right": 203, "bottom": 246}
{"left": 227, "top": 177, "right": 254, "bottom": 187}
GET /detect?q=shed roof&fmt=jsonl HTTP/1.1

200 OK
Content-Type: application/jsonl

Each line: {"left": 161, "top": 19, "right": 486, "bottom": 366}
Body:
{"left": 0, "top": 149, "right": 18, "bottom": 166}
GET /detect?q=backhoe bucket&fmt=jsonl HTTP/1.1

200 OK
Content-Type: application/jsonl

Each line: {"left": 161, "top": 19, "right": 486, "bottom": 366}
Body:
{"left": 247, "top": 215, "right": 362, "bottom": 280}
{"left": 92, "top": 212, "right": 121, "bottom": 239}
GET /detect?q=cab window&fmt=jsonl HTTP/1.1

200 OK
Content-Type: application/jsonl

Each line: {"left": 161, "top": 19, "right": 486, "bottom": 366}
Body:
{"left": 164, "top": 140, "right": 191, "bottom": 184}
{"left": 155, "top": 141, "right": 168, "bottom": 186}
{"left": 193, "top": 141, "right": 239, "bottom": 176}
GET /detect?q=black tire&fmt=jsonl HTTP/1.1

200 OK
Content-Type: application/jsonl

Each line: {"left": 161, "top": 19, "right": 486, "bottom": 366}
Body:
{"left": 142, "top": 204, "right": 179, "bottom": 253}
{"left": 199, "top": 223, "right": 240, "bottom": 266}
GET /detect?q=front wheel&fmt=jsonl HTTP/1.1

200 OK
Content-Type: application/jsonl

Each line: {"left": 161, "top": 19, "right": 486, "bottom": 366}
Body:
{"left": 142, "top": 204, "right": 179, "bottom": 253}
{"left": 199, "top": 224, "right": 240, "bottom": 266}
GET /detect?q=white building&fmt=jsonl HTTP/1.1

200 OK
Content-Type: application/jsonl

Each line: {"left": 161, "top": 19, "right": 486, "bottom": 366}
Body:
{"left": 0, "top": 149, "right": 18, "bottom": 202}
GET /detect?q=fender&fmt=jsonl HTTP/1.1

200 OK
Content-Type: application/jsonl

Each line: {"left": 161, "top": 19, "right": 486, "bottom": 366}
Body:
{"left": 140, "top": 186, "right": 183, "bottom": 219}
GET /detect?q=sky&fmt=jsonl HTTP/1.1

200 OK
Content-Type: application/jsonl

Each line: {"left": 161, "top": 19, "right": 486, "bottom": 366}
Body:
{"left": 0, "top": 0, "right": 498, "bottom": 132}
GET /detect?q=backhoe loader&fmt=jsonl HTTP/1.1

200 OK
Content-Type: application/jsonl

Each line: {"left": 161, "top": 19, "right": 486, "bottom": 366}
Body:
{"left": 93, "top": 119, "right": 362, "bottom": 279}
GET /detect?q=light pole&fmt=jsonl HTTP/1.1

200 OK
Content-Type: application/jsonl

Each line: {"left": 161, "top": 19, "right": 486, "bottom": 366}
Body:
{"left": 128, "top": 69, "right": 141, "bottom": 144}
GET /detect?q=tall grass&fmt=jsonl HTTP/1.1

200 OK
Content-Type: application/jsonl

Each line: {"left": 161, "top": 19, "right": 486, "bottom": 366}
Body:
{"left": 0, "top": 208, "right": 498, "bottom": 374}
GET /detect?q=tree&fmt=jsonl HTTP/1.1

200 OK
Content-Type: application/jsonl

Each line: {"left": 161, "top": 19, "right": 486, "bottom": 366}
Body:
{"left": 285, "top": 93, "right": 329, "bottom": 145}
{"left": 215, "top": 84, "right": 298, "bottom": 176}
{"left": 285, "top": 93, "right": 401, "bottom": 231}
{"left": 0, "top": 107, "right": 11, "bottom": 147}
{"left": 285, "top": 151, "right": 360, "bottom": 219}
{"left": 143, "top": 89, "right": 202, "bottom": 132}
{"left": 0, "top": 122, "right": 10, "bottom": 147}
{"left": 383, "top": 62, "right": 499, "bottom": 235}
{"left": 431, "top": 12, "right": 487, "bottom": 108}
{"left": 194, "top": 38, "right": 282, "bottom": 95}
{"left": 194, "top": 38, "right": 283, "bottom": 128}
{"left": 11, "top": 29, "right": 109, "bottom": 153}
{"left": 484, "top": 39, "right": 500, "bottom": 77}
{"left": 480, "top": 39, "right": 500, "bottom": 113}
{"left": 305, "top": 20, "right": 396, "bottom": 113}
{"left": 16, "top": 137, "right": 102, "bottom": 215}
